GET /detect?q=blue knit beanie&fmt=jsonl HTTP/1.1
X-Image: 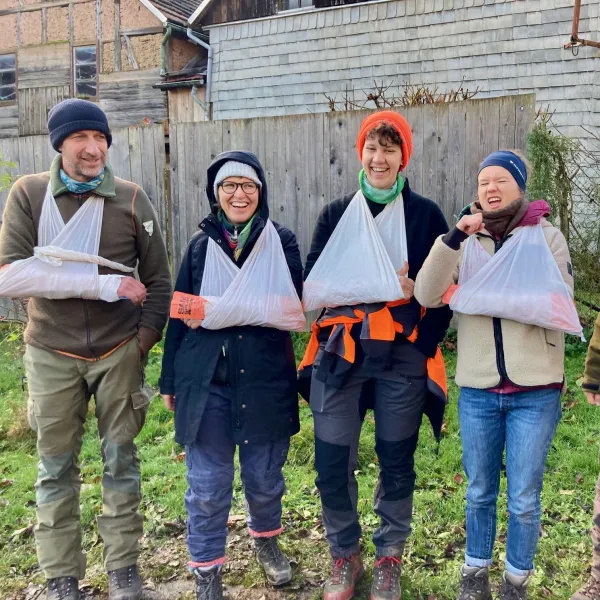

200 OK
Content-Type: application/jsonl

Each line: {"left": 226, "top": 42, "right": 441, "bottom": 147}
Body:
{"left": 47, "top": 99, "right": 112, "bottom": 152}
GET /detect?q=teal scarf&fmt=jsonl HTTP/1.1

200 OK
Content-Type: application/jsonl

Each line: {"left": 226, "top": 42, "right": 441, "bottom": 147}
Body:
{"left": 359, "top": 169, "right": 404, "bottom": 204}
{"left": 60, "top": 169, "right": 105, "bottom": 194}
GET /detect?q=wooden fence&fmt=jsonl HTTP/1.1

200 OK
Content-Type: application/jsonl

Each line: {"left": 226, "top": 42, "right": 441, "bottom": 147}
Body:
{"left": 0, "top": 94, "right": 535, "bottom": 274}
{"left": 170, "top": 94, "right": 536, "bottom": 268}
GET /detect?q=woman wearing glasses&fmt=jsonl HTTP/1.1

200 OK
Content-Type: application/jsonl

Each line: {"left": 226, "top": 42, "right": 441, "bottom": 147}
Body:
{"left": 159, "top": 152, "right": 303, "bottom": 600}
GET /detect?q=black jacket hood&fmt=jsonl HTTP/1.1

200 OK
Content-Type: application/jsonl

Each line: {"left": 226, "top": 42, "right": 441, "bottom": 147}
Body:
{"left": 205, "top": 151, "right": 269, "bottom": 220}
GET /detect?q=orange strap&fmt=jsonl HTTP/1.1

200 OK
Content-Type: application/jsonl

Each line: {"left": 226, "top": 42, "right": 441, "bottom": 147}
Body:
{"left": 427, "top": 346, "right": 448, "bottom": 399}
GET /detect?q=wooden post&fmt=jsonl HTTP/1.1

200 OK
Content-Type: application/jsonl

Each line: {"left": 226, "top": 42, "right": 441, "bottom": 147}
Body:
{"left": 96, "top": 0, "right": 102, "bottom": 74}
{"left": 114, "top": 0, "right": 121, "bottom": 72}
{"left": 42, "top": 7, "right": 47, "bottom": 44}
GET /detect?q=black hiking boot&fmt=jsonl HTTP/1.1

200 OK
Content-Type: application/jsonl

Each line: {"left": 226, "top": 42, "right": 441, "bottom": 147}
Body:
{"left": 457, "top": 565, "right": 493, "bottom": 600}
{"left": 46, "top": 577, "right": 79, "bottom": 600}
{"left": 371, "top": 556, "right": 402, "bottom": 600}
{"left": 107, "top": 564, "right": 142, "bottom": 600}
{"left": 254, "top": 536, "right": 292, "bottom": 586}
{"left": 192, "top": 566, "right": 224, "bottom": 600}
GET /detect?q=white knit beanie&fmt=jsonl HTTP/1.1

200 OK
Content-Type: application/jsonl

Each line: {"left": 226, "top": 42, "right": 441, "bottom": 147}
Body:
{"left": 213, "top": 161, "right": 262, "bottom": 198}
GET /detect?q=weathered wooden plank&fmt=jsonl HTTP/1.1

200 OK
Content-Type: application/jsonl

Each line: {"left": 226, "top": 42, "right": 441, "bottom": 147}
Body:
{"left": 109, "top": 128, "right": 132, "bottom": 182}
{"left": 498, "top": 95, "right": 517, "bottom": 150}
{"left": 327, "top": 112, "right": 351, "bottom": 202}
{"left": 169, "top": 123, "right": 181, "bottom": 268}
{"left": 406, "top": 105, "right": 424, "bottom": 196}
{"left": 152, "top": 125, "right": 167, "bottom": 236}
{"left": 445, "top": 101, "right": 467, "bottom": 221}
{"left": 17, "top": 136, "right": 35, "bottom": 177}
{"left": 0, "top": 104, "right": 19, "bottom": 139}
{"left": 420, "top": 103, "right": 438, "bottom": 202}
{"left": 128, "top": 126, "right": 143, "bottom": 188}
{"left": 514, "top": 94, "right": 536, "bottom": 152}
{"left": 98, "top": 73, "right": 168, "bottom": 127}
{"left": 435, "top": 103, "right": 450, "bottom": 221}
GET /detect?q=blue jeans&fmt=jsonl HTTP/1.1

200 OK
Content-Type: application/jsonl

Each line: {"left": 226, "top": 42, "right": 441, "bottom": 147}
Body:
{"left": 185, "top": 384, "right": 290, "bottom": 565}
{"left": 459, "top": 387, "right": 561, "bottom": 576}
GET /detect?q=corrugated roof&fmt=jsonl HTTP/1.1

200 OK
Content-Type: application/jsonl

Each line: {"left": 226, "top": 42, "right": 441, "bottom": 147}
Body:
{"left": 146, "top": 0, "right": 201, "bottom": 25}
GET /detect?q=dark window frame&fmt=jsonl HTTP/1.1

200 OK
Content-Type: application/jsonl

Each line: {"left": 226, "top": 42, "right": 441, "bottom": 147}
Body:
{"left": 0, "top": 53, "right": 17, "bottom": 107}
{"left": 72, "top": 44, "right": 99, "bottom": 100}
{"left": 279, "top": 0, "right": 314, "bottom": 11}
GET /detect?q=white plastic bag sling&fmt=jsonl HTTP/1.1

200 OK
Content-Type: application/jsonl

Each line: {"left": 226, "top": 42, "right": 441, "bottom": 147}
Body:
{"left": 450, "top": 225, "right": 583, "bottom": 338}
{"left": 0, "top": 184, "right": 133, "bottom": 301}
{"left": 303, "top": 191, "right": 407, "bottom": 311}
{"left": 199, "top": 219, "right": 305, "bottom": 332}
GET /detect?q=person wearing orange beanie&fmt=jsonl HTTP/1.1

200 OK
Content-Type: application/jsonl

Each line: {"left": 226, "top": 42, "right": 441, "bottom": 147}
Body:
{"left": 300, "top": 111, "right": 452, "bottom": 600}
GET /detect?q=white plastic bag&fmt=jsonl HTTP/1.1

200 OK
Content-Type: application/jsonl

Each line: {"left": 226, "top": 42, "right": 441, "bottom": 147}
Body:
{"left": 457, "top": 234, "right": 492, "bottom": 285}
{"left": 200, "top": 219, "right": 305, "bottom": 332}
{"left": 450, "top": 225, "right": 583, "bottom": 337}
{"left": 0, "top": 184, "right": 133, "bottom": 301}
{"left": 374, "top": 193, "right": 408, "bottom": 272}
{"left": 303, "top": 191, "right": 406, "bottom": 311}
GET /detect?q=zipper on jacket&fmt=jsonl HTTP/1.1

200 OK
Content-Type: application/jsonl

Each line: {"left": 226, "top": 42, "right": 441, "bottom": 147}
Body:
{"left": 77, "top": 193, "right": 98, "bottom": 360}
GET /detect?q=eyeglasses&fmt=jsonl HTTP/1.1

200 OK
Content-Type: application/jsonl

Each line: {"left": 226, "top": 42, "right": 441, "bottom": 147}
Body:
{"left": 219, "top": 181, "right": 259, "bottom": 194}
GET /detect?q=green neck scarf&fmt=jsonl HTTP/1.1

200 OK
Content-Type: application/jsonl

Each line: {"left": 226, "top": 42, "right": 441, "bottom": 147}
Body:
{"left": 359, "top": 169, "right": 405, "bottom": 205}
{"left": 218, "top": 211, "right": 257, "bottom": 261}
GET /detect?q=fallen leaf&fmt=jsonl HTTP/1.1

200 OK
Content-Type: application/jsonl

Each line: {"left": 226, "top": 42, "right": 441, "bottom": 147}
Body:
{"left": 10, "top": 524, "right": 34, "bottom": 541}
{"left": 176, "top": 452, "right": 186, "bottom": 462}
{"left": 576, "top": 472, "right": 584, "bottom": 484}
{"left": 560, "top": 490, "right": 574, "bottom": 495}
{"left": 168, "top": 560, "right": 180, "bottom": 567}
{"left": 0, "top": 479, "right": 14, "bottom": 488}
{"left": 453, "top": 473, "right": 464, "bottom": 485}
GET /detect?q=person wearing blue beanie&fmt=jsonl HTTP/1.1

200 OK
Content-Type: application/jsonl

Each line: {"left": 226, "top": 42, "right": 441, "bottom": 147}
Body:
{"left": 0, "top": 95, "right": 172, "bottom": 600}
{"left": 47, "top": 98, "right": 112, "bottom": 151}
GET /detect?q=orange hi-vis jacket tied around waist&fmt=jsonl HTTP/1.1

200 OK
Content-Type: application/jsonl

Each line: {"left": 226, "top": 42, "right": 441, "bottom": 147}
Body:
{"left": 298, "top": 301, "right": 448, "bottom": 439}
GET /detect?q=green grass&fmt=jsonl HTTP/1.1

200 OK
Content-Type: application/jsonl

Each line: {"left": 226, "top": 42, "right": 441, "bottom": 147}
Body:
{"left": 0, "top": 322, "right": 599, "bottom": 599}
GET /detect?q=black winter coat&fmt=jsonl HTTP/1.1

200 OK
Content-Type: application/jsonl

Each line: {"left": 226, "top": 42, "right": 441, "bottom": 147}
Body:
{"left": 304, "top": 179, "right": 452, "bottom": 359}
{"left": 159, "top": 151, "right": 302, "bottom": 446}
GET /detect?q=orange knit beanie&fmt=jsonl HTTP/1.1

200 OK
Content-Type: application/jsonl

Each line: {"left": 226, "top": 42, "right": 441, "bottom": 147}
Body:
{"left": 356, "top": 111, "right": 413, "bottom": 172}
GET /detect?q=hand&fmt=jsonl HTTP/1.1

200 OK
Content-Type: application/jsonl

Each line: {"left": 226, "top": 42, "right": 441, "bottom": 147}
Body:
{"left": 183, "top": 318, "right": 203, "bottom": 329}
{"left": 397, "top": 261, "right": 415, "bottom": 299}
{"left": 585, "top": 391, "right": 600, "bottom": 406}
{"left": 456, "top": 213, "right": 485, "bottom": 236}
{"left": 118, "top": 277, "right": 147, "bottom": 305}
{"left": 161, "top": 394, "right": 175, "bottom": 411}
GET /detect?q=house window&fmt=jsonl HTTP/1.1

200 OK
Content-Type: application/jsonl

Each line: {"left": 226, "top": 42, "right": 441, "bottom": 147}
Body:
{"left": 73, "top": 46, "right": 97, "bottom": 98}
{"left": 0, "top": 54, "right": 16, "bottom": 103}
{"left": 281, "top": 0, "right": 313, "bottom": 10}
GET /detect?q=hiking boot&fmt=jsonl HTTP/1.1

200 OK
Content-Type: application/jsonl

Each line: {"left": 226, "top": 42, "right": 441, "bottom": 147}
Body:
{"left": 46, "top": 577, "right": 79, "bottom": 600}
{"left": 572, "top": 576, "right": 600, "bottom": 600}
{"left": 371, "top": 556, "right": 402, "bottom": 600}
{"left": 192, "top": 566, "right": 223, "bottom": 600}
{"left": 323, "top": 554, "right": 364, "bottom": 600}
{"left": 499, "top": 572, "right": 529, "bottom": 600}
{"left": 107, "top": 564, "right": 142, "bottom": 600}
{"left": 457, "top": 565, "right": 492, "bottom": 600}
{"left": 254, "top": 536, "right": 292, "bottom": 586}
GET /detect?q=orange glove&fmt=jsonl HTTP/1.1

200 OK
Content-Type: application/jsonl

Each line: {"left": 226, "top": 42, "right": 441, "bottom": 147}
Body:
{"left": 170, "top": 292, "right": 207, "bottom": 320}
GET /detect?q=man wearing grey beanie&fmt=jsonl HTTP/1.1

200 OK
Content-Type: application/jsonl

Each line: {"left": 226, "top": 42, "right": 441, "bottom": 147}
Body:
{"left": 0, "top": 98, "right": 171, "bottom": 600}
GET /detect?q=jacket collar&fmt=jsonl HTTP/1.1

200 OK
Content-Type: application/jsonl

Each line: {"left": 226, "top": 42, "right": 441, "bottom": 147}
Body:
{"left": 50, "top": 155, "right": 117, "bottom": 198}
